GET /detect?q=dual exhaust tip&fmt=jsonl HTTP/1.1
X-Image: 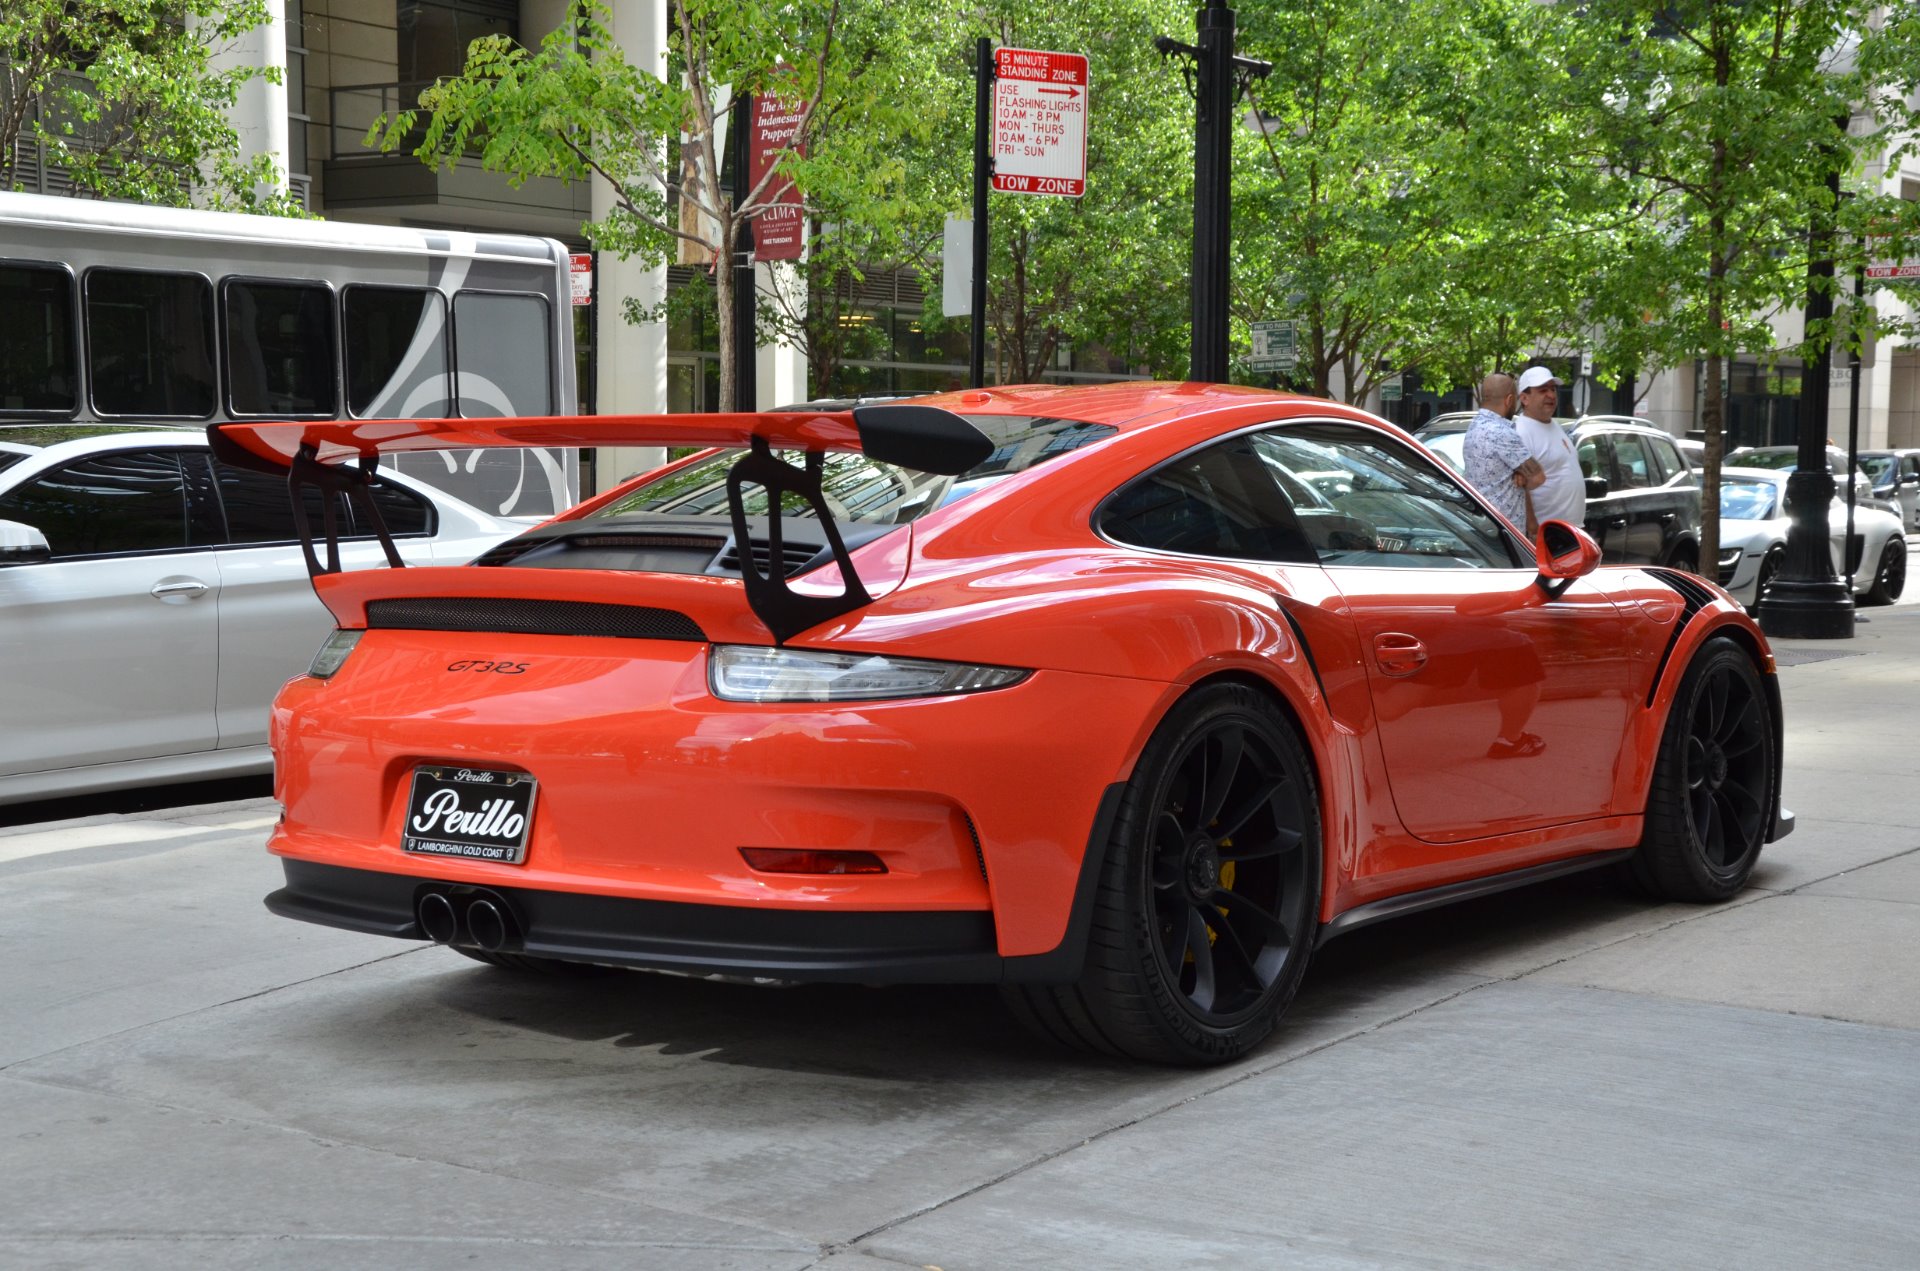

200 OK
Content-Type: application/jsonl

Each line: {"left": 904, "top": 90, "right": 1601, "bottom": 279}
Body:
{"left": 416, "top": 889, "right": 517, "bottom": 952}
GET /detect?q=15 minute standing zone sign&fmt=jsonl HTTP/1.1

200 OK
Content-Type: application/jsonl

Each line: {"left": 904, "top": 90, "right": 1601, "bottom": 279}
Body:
{"left": 992, "top": 47, "right": 1089, "bottom": 198}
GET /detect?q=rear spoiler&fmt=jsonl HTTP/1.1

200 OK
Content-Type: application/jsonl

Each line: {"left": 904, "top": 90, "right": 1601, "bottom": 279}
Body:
{"left": 208, "top": 405, "right": 992, "bottom": 644}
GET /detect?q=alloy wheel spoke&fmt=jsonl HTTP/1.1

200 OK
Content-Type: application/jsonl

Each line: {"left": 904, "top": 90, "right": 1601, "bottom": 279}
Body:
{"left": 1201, "top": 907, "right": 1262, "bottom": 989}
{"left": 1689, "top": 784, "right": 1714, "bottom": 845}
{"left": 1217, "top": 775, "right": 1287, "bottom": 842}
{"left": 1151, "top": 812, "right": 1186, "bottom": 890}
{"left": 1183, "top": 907, "right": 1218, "bottom": 1012}
{"left": 1198, "top": 729, "right": 1246, "bottom": 829}
{"left": 1212, "top": 886, "right": 1291, "bottom": 947}
{"left": 1221, "top": 825, "right": 1301, "bottom": 862}
{"left": 1714, "top": 693, "right": 1756, "bottom": 746}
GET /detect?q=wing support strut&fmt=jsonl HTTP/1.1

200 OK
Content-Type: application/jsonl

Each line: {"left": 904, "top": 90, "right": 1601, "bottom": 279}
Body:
{"left": 289, "top": 444, "right": 403, "bottom": 577}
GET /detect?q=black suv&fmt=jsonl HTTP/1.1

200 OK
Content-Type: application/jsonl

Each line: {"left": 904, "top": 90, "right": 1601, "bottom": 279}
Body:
{"left": 1571, "top": 418, "right": 1701, "bottom": 569}
{"left": 1425, "top": 417, "right": 1701, "bottom": 567}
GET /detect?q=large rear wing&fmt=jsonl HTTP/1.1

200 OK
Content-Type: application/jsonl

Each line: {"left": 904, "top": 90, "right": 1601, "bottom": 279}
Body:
{"left": 208, "top": 404, "right": 992, "bottom": 644}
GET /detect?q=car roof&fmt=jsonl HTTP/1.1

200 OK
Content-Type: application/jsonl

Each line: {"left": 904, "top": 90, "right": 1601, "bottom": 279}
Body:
{"left": 0, "top": 422, "right": 198, "bottom": 448}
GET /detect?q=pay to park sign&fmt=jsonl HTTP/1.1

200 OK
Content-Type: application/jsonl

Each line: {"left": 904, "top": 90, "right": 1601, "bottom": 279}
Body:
{"left": 993, "top": 47, "right": 1089, "bottom": 198}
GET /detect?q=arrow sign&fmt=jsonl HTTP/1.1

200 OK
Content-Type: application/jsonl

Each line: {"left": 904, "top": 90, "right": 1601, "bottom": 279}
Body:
{"left": 992, "top": 47, "right": 1089, "bottom": 198}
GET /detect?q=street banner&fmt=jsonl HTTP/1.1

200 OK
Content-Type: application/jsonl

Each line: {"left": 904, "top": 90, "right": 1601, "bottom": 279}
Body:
{"left": 943, "top": 215, "right": 972, "bottom": 317}
{"left": 992, "top": 48, "right": 1089, "bottom": 198}
{"left": 749, "top": 93, "right": 807, "bottom": 262}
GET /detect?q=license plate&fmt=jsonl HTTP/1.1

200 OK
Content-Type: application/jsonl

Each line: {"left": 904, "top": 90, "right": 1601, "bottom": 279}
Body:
{"left": 401, "top": 766, "right": 537, "bottom": 864}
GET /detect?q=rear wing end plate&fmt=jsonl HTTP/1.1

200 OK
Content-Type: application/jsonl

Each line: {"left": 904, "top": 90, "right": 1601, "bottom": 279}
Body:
{"left": 208, "top": 405, "right": 992, "bottom": 644}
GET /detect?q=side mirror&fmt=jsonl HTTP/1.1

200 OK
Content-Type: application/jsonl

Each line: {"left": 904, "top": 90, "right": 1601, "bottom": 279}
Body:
{"left": 1536, "top": 519, "right": 1601, "bottom": 580}
{"left": 1584, "top": 475, "right": 1610, "bottom": 500}
{"left": 0, "top": 520, "right": 51, "bottom": 565}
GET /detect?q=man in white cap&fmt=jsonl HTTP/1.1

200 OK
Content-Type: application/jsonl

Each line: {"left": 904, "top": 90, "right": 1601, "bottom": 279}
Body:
{"left": 1512, "top": 365, "right": 1585, "bottom": 529}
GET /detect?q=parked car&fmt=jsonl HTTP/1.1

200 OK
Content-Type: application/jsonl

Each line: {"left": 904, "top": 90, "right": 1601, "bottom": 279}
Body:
{"left": 0, "top": 423, "right": 522, "bottom": 805}
{"left": 1857, "top": 448, "right": 1920, "bottom": 533}
{"left": 1726, "top": 444, "right": 1875, "bottom": 506}
{"left": 228, "top": 386, "right": 1789, "bottom": 1065}
{"left": 1427, "top": 418, "right": 1701, "bottom": 568}
{"left": 1715, "top": 466, "right": 1908, "bottom": 607}
{"left": 1411, "top": 410, "right": 1475, "bottom": 441}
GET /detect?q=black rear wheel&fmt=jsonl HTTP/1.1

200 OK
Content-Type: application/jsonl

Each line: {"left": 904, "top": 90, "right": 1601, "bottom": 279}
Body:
{"left": 1865, "top": 538, "right": 1906, "bottom": 605}
{"left": 1005, "top": 684, "right": 1321, "bottom": 1065}
{"left": 1630, "top": 639, "right": 1773, "bottom": 901}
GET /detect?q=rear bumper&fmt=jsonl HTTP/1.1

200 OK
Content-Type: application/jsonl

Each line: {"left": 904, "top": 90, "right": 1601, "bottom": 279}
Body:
{"left": 269, "top": 858, "right": 1009, "bottom": 983}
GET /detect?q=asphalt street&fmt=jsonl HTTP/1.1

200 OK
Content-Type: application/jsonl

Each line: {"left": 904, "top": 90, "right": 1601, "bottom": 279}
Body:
{"left": 4, "top": 549, "right": 1918, "bottom": 1270}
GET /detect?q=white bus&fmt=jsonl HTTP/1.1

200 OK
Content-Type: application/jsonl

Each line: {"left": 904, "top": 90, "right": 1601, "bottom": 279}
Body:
{"left": 0, "top": 191, "right": 578, "bottom": 517}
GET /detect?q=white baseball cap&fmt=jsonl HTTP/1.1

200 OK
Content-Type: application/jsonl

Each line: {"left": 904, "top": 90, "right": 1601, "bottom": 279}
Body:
{"left": 1516, "top": 366, "right": 1562, "bottom": 393}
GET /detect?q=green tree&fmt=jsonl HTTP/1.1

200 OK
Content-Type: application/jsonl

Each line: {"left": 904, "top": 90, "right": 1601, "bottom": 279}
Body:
{"left": 888, "top": 0, "right": 1193, "bottom": 386}
{"left": 1, "top": 0, "right": 298, "bottom": 210}
{"left": 1562, "top": 0, "right": 1920, "bottom": 570}
{"left": 381, "top": 0, "right": 945, "bottom": 411}
{"left": 1231, "top": 0, "right": 1603, "bottom": 404}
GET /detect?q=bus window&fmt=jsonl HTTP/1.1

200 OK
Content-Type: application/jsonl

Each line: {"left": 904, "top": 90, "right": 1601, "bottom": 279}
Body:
{"left": 223, "top": 279, "right": 337, "bottom": 417}
{"left": 344, "top": 285, "right": 450, "bottom": 418}
{"left": 0, "top": 263, "right": 78, "bottom": 415}
{"left": 86, "top": 269, "right": 217, "bottom": 419}
{"left": 453, "top": 291, "right": 552, "bottom": 417}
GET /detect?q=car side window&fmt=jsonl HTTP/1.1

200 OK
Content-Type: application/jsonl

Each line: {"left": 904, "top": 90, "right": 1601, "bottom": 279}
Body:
{"left": 1099, "top": 435, "right": 1316, "bottom": 563}
{"left": 353, "top": 480, "right": 433, "bottom": 538}
{"left": 0, "top": 449, "right": 188, "bottom": 559}
{"left": 1609, "top": 434, "right": 1655, "bottom": 489}
{"left": 1646, "top": 435, "right": 1686, "bottom": 485}
{"left": 1577, "top": 434, "right": 1610, "bottom": 485}
{"left": 1250, "top": 423, "right": 1522, "bottom": 570}
{"left": 213, "top": 460, "right": 344, "bottom": 545}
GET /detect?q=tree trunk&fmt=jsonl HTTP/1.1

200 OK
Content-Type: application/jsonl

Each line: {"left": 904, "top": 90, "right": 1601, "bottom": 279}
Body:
{"left": 714, "top": 212, "right": 738, "bottom": 412}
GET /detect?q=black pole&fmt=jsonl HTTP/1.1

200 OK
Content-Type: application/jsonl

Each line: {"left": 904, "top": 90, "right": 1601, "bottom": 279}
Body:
{"left": 1845, "top": 263, "right": 1863, "bottom": 591}
{"left": 1757, "top": 156, "right": 1851, "bottom": 638}
{"left": 970, "top": 39, "right": 991, "bottom": 389}
{"left": 731, "top": 92, "right": 757, "bottom": 411}
{"left": 1190, "top": 1, "right": 1235, "bottom": 383}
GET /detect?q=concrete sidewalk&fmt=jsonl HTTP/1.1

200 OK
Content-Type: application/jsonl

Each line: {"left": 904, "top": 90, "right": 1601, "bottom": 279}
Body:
{"left": 1, "top": 606, "right": 1916, "bottom": 1270}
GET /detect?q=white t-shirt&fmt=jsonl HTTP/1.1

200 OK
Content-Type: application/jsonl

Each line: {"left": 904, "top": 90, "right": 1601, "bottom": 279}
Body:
{"left": 1513, "top": 414, "right": 1585, "bottom": 526}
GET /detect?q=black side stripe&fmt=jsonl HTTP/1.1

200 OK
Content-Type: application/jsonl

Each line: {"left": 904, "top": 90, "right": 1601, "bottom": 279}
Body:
{"left": 1642, "top": 568, "right": 1713, "bottom": 706}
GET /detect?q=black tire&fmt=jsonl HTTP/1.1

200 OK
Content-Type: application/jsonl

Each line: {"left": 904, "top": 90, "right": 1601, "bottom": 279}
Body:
{"left": 1752, "top": 546, "right": 1784, "bottom": 607}
{"left": 1630, "top": 639, "right": 1774, "bottom": 902}
{"left": 1666, "top": 542, "right": 1700, "bottom": 574}
{"left": 452, "top": 947, "right": 619, "bottom": 977}
{"left": 1865, "top": 538, "right": 1906, "bottom": 606}
{"left": 1005, "top": 684, "right": 1321, "bottom": 1065}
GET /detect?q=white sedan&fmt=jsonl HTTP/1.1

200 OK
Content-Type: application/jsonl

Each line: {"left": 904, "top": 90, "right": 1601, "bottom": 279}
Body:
{"left": 0, "top": 424, "right": 523, "bottom": 805}
{"left": 1715, "top": 465, "right": 1907, "bottom": 607}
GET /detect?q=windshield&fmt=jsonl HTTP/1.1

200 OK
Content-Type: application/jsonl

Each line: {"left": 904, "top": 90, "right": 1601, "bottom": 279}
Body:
{"left": 1719, "top": 479, "right": 1778, "bottom": 520}
{"left": 587, "top": 414, "right": 1116, "bottom": 526}
{"left": 1860, "top": 455, "right": 1895, "bottom": 482}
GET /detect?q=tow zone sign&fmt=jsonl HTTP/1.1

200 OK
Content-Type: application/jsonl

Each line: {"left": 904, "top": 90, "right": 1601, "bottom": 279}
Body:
{"left": 993, "top": 48, "right": 1088, "bottom": 198}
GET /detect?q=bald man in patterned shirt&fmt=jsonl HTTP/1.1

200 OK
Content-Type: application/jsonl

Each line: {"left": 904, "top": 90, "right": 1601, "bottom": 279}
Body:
{"left": 1460, "top": 372, "right": 1545, "bottom": 536}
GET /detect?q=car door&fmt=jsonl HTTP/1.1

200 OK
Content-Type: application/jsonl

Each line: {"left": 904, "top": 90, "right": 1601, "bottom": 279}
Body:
{"left": 1575, "top": 431, "right": 1631, "bottom": 559}
{"left": 0, "top": 447, "right": 220, "bottom": 776}
{"left": 203, "top": 455, "right": 446, "bottom": 749}
{"left": 1608, "top": 432, "right": 1674, "bottom": 565}
{"left": 1247, "top": 423, "right": 1637, "bottom": 843}
{"left": 1900, "top": 455, "right": 1920, "bottom": 531}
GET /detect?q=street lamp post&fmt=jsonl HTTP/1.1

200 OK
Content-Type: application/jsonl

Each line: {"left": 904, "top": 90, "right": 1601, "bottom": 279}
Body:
{"left": 1756, "top": 163, "right": 1852, "bottom": 639}
{"left": 1156, "top": 2, "right": 1269, "bottom": 384}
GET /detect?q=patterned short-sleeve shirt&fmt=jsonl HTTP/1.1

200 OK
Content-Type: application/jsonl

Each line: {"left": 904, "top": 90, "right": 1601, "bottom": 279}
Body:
{"left": 1462, "top": 408, "right": 1532, "bottom": 530}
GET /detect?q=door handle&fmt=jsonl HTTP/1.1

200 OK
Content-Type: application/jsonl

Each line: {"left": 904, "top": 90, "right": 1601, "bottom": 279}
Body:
{"left": 1372, "top": 632, "right": 1428, "bottom": 677}
{"left": 1608, "top": 517, "right": 1629, "bottom": 528}
{"left": 1659, "top": 512, "right": 1676, "bottom": 522}
{"left": 150, "top": 579, "right": 209, "bottom": 599}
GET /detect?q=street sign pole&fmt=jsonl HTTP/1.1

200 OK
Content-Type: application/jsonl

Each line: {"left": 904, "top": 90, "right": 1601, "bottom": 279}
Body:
{"left": 730, "top": 92, "right": 757, "bottom": 411}
{"left": 971, "top": 38, "right": 991, "bottom": 389}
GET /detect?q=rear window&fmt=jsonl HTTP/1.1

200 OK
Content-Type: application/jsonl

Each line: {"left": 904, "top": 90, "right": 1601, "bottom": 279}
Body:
{"left": 587, "top": 415, "right": 1116, "bottom": 526}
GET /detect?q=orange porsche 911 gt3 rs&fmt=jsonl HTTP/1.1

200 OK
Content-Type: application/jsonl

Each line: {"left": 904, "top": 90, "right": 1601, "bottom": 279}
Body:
{"left": 214, "top": 382, "right": 1791, "bottom": 1065}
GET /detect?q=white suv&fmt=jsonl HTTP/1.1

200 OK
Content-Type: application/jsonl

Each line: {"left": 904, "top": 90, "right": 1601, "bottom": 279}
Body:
{"left": 0, "top": 424, "right": 522, "bottom": 805}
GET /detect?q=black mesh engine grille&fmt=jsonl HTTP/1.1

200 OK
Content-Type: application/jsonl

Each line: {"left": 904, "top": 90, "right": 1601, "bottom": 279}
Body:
{"left": 365, "top": 597, "right": 706, "bottom": 641}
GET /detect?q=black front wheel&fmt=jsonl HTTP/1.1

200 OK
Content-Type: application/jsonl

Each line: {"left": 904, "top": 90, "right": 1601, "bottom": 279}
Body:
{"left": 1005, "top": 684, "right": 1321, "bottom": 1065}
{"left": 1630, "top": 639, "right": 1774, "bottom": 901}
{"left": 1865, "top": 539, "right": 1906, "bottom": 606}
